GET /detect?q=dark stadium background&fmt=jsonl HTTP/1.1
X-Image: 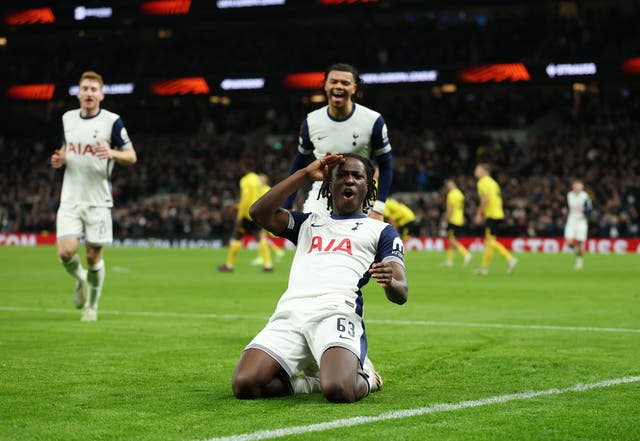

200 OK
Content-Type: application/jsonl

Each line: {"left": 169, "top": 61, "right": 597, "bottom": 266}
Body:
{"left": 1, "top": 0, "right": 639, "bottom": 241}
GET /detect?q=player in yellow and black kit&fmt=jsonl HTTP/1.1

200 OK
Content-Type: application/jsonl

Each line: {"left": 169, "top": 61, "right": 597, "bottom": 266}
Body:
{"left": 473, "top": 163, "right": 517, "bottom": 275}
{"left": 383, "top": 198, "right": 416, "bottom": 242}
{"left": 443, "top": 179, "right": 471, "bottom": 267}
{"left": 218, "top": 170, "right": 273, "bottom": 273}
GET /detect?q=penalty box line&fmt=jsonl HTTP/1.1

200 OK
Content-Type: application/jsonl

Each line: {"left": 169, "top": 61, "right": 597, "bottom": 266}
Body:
{"left": 1, "top": 306, "right": 640, "bottom": 334}
{"left": 199, "top": 375, "right": 640, "bottom": 441}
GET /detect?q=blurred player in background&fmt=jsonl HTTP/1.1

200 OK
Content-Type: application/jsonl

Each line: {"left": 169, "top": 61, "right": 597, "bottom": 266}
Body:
{"left": 383, "top": 198, "right": 416, "bottom": 242}
{"left": 252, "top": 174, "right": 285, "bottom": 266}
{"left": 472, "top": 163, "right": 517, "bottom": 275}
{"left": 284, "top": 63, "right": 393, "bottom": 220}
{"left": 283, "top": 62, "right": 394, "bottom": 378}
{"left": 443, "top": 179, "right": 471, "bottom": 267}
{"left": 50, "top": 71, "right": 137, "bottom": 322}
{"left": 565, "top": 179, "right": 593, "bottom": 270}
{"left": 218, "top": 167, "right": 273, "bottom": 273}
{"left": 232, "top": 153, "right": 408, "bottom": 403}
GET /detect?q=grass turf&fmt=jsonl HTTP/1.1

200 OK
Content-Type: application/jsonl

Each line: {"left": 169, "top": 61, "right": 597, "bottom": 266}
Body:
{"left": 0, "top": 246, "right": 638, "bottom": 440}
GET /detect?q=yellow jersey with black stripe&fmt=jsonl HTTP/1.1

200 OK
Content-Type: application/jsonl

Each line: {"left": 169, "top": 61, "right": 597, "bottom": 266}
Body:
{"left": 446, "top": 188, "right": 465, "bottom": 226}
{"left": 477, "top": 175, "right": 504, "bottom": 220}
{"left": 383, "top": 198, "right": 415, "bottom": 227}
{"left": 237, "top": 172, "right": 263, "bottom": 221}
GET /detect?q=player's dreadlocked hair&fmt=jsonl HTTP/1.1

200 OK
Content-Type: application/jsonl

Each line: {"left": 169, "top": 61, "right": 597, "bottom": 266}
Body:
{"left": 318, "top": 153, "right": 377, "bottom": 214}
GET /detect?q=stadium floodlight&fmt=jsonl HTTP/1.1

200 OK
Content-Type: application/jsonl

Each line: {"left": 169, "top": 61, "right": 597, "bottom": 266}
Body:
{"left": 68, "top": 83, "right": 135, "bottom": 96}
{"left": 360, "top": 70, "right": 438, "bottom": 84}
{"left": 150, "top": 77, "right": 210, "bottom": 95}
{"left": 621, "top": 57, "right": 640, "bottom": 75}
{"left": 220, "top": 78, "right": 265, "bottom": 90}
{"left": 4, "top": 8, "right": 55, "bottom": 25}
{"left": 216, "top": 0, "right": 285, "bottom": 8}
{"left": 459, "top": 63, "right": 530, "bottom": 83}
{"left": 6, "top": 84, "right": 55, "bottom": 100}
{"left": 546, "top": 63, "right": 597, "bottom": 78}
{"left": 74, "top": 6, "right": 113, "bottom": 21}
{"left": 140, "top": 0, "right": 191, "bottom": 15}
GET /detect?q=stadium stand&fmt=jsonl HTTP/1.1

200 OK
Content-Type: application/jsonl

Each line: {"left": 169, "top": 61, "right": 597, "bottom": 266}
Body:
{"left": 1, "top": 0, "right": 639, "bottom": 239}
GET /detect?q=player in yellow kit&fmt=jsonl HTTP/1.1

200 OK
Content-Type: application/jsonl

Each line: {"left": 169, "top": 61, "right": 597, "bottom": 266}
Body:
{"left": 472, "top": 164, "right": 517, "bottom": 275}
{"left": 252, "top": 174, "right": 285, "bottom": 266}
{"left": 383, "top": 198, "right": 416, "bottom": 242}
{"left": 443, "top": 179, "right": 471, "bottom": 267}
{"left": 218, "top": 168, "right": 273, "bottom": 273}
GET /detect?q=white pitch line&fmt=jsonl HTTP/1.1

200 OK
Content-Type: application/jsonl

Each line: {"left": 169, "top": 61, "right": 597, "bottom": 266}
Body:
{"left": 199, "top": 376, "right": 640, "bottom": 441}
{"left": 1, "top": 306, "right": 640, "bottom": 334}
{"left": 366, "top": 318, "right": 640, "bottom": 334}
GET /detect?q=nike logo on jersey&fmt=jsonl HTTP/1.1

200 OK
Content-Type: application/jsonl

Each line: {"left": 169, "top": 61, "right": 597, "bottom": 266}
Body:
{"left": 317, "top": 135, "right": 327, "bottom": 140}
{"left": 338, "top": 335, "right": 354, "bottom": 341}
{"left": 310, "top": 223, "right": 325, "bottom": 227}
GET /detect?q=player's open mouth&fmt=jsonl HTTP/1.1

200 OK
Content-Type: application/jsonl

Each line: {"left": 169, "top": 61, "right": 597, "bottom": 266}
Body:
{"left": 343, "top": 189, "right": 355, "bottom": 200}
{"left": 331, "top": 91, "right": 345, "bottom": 103}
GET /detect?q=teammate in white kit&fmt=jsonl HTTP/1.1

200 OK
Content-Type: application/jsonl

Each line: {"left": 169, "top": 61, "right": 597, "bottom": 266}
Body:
{"left": 284, "top": 63, "right": 393, "bottom": 221}
{"left": 564, "top": 180, "right": 592, "bottom": 270}
{"left": 283, "top": 63, "right": 393, "bottom": 380}
{"left": 232, "top": 154, "right": 408, "bottom": 403}
{"left": 50, "top": 71, "right": 137, "bottom": 321}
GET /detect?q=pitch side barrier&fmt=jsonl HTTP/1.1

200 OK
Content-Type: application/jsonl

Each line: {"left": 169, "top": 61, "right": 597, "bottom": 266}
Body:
{"left": 3, "top": 233, "right": 640, "bottom": 254}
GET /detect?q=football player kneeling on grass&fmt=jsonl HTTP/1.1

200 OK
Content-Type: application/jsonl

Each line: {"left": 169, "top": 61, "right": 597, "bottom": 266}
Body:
{"left": 232, "top": 153, "right": 408, "bottom": 403}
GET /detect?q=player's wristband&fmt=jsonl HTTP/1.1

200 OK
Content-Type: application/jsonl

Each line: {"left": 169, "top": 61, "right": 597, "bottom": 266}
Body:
{"left": 372, "top": 200, "right": 386, "bottom": 214}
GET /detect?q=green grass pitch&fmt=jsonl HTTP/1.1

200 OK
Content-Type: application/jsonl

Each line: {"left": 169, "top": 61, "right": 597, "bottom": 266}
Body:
{"left": 1, "top": 246, "right": 639, "bottom": 441}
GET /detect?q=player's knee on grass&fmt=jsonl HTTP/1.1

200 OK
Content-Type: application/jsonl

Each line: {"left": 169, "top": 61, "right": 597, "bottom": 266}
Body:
{"left": 232, "top": 370, "right": 263, "bottom": 399}
{"left": 321, "top": 378, "right": 358, "bottom": 403}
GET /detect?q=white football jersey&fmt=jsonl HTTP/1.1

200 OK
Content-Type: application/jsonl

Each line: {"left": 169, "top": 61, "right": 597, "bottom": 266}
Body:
{"left": 277, "top": 211, "right": 405, "bottom": 313}
{"left": 299, "top": 103, "right": 391, "bottom": 212}
{"left": 60, "top": 108, "right": 132, "bottom": 207}
{"left": 567, "top": 190, "right": 592, "bottom": 222}
{"left": 298, "top": 103, "right": 391, "bottom": 160}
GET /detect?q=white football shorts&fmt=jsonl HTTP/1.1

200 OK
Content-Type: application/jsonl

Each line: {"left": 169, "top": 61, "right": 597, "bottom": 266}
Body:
{"left": 564, "top": 219, "right": 588, "bottom": 242}
{"left": 245, "top": 302, "right": 368, "bottom": 376}
{"left": 56, "top": 202, "right": 113, "bottom": 246}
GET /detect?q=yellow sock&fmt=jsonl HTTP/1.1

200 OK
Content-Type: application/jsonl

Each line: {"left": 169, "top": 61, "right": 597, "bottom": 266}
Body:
{"left": 446, "top": 249, "right": 455, "bottom": 261}
{"left": 259, "top": 239, "right": 272, "bottom": 268}
{"left": 494, "top": 241, "right": 513, "bottom": 261}
{"left": 457, "top": 244, "right": 470, "bottom": 257}
{"left": 482, "top": 237, "right": 496, "bottom": 267}
{"left": 226, "top": 240, "right": 242, "bottom": 267}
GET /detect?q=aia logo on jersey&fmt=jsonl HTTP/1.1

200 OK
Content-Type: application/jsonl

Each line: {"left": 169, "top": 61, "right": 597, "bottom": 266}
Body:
{"left": 67, "top": 142, "right": 95, "bottom": 156}
{"left": 308, "top": 236, "right": 352, "bottom": 256}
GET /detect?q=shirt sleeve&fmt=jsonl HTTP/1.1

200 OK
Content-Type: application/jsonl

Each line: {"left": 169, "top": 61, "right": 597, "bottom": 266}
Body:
{"left": 371, "top": 115, "right": 391, "bottom": 156}
{"left": 111, "top": 118, "right": 133, "bottom": 150}
{"left": 277, "top": 211, "right": 311, "bottom": 245}
{"left": 375, "top": 224, "right": 405, "bottom": 266}
{"left": 297, "top": 119, "right": 314, "bottom": 155}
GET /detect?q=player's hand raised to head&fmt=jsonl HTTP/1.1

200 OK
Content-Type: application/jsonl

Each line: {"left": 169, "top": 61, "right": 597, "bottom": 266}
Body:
{"left": 304, "top": 154, "right": 344, "bottom": 182}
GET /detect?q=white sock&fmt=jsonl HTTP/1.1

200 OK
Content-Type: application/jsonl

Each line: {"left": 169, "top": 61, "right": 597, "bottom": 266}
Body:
{"left": 61, "top": 254, "right": 86, "bottom": 281}
{"left": 87, "top": 260, "right": 105, "bottom": 310}
{"left": 290, "top": 376, "right": 320, "bottom": 394}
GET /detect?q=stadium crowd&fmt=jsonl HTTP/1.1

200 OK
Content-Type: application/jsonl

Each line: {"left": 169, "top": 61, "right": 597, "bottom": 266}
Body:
{"left": 4, "top": 1, "right": 640, "bottom": 84}
{"left": 2, "top": 89, "right": 639, "bottom": 239}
